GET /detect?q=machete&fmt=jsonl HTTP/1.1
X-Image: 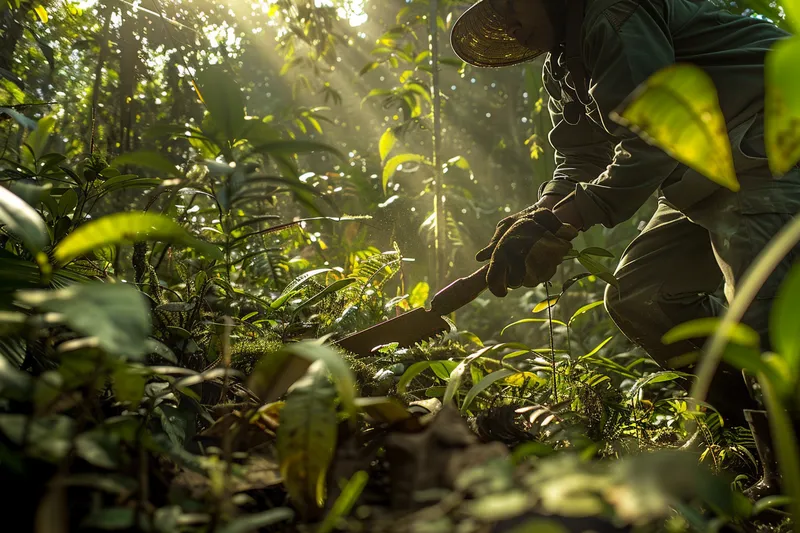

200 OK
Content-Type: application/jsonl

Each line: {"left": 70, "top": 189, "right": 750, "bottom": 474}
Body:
{"left": 333, "top": 264, "right": 490, "bottom": 357}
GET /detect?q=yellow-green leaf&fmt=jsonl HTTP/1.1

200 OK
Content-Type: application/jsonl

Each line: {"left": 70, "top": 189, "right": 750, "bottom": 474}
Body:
{"left": 765, "top": 36, "right": 800, "bottom": 175}
{"left": 408, "top": 281, "right": 429, "bottom": 308}
{"left": 53, "top": 212, "right": 222, "bottom": 267}
{"left": 33, "top": 5, "right": 48, "bottom": 23}
{"left": 610, "top": 64, "right": 739, "bottom": 191}
{"left": 379, "top": 128, "right": 396, "bottom": 162}
{"left": 382, "top": 153, "right": 430, "bottom": 194}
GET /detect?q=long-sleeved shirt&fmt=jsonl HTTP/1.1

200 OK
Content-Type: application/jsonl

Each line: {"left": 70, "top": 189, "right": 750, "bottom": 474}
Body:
{"left": 539, "top": 0, "right": 792, "bottom": 229}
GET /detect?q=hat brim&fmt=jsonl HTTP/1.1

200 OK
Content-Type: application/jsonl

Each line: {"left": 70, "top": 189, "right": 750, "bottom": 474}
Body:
{"left": 450, "top": 0, "right": 543, "bottom": 68}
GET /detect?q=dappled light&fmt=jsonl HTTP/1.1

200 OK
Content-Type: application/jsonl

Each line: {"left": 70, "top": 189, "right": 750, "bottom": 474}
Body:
{"left": 1, "top": 0, "right": 800, "bottom": 531}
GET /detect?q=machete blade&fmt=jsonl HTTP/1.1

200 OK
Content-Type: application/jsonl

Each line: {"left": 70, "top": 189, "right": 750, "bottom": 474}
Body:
{"left": 333, "top": 308, "right": 451, "bottom": 357}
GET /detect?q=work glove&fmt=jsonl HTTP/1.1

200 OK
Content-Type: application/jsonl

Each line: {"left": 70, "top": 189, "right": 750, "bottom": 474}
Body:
{"left": 479, "top": 208, "right": 578, "bottom": 297}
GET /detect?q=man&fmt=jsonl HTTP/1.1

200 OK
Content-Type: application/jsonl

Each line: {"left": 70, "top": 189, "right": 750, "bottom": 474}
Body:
{"left": 450, "top": 0, "right": 799, "bottom": 499}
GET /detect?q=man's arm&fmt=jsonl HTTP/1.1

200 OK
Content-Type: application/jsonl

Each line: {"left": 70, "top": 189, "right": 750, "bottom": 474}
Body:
{"left": 554, "top": 0, "right": 682, "bottom": 231}
{"left": 538, "top": 59, "right": 616, "bottom": 211}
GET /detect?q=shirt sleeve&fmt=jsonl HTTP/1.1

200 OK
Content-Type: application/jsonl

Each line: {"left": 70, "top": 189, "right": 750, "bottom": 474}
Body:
{"left": 558, "top": 2, "right": 682, "bottom": 229}
{"left": 539, "top": 59, "right": 616, "bottom": 202}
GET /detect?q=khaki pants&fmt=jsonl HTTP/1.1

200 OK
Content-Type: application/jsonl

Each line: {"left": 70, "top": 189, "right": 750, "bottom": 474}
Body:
{"left": 604, "top": 162, "right": 800, "bottom": 427}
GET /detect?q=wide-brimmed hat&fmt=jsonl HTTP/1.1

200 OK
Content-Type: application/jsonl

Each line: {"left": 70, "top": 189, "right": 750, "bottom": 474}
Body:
{"left": 450, "top": 0, "right": 544, "bottom": 68}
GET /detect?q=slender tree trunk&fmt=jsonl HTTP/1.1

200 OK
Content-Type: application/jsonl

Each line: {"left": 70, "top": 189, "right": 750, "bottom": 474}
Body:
{"left": 89, "top": 3, "right": 112, "bottom": 154}
{"left": 118, "top": 4, "right": 138, "bottom": 154}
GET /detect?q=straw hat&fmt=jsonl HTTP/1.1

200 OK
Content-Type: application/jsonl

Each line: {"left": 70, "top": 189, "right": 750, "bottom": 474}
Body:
{"left": 450, "top": 0, "right": 545, "bottom": 68}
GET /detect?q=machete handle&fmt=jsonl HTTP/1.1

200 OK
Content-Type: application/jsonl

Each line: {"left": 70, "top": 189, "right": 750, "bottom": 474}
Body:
{"left": 429, "top": 264, "right": 490, "bottom": 316}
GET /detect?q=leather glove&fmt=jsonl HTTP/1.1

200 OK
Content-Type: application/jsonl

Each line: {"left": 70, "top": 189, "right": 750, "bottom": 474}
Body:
{"left": 475, "top": 195, "right": 564, "bottom": 263}
{"left": 482, "top": 208, "right": 579, "bottom": 297}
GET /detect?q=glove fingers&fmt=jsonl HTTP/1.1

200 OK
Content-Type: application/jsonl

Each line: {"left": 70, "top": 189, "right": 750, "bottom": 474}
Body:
{"left": 506, "top": 260, "right": 526, "bottom": 289}
{"left": 476, "top": 218, "right": 515, "bottom": 262}
{"left": 475, "top": 245, "right": 494, "bottom": 262}
{"left": 486, "top": 256, "right": 509, "bottom": 297}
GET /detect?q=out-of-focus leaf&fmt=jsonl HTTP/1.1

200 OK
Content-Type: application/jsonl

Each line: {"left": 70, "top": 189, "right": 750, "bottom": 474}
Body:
{"left": 382, "top": 153, "right": 431, "bottom": 194}
{"left": 318, "top": 471, "right": 368, "bottom": 533}
{"left": 15, "top": 283, "right": 151, "bottom": 359}
{"left": 248, "top": 340, "right": 358, "bottom": 419}
{"left": 53, "top": 212, "right": 222, "bottom": 266}
{"left": 0, "top": 186, "right": 49, "bottom": 254}
{"left": 771, "top": 263, "right": 800, "bottom": 377}
{"left": 764, "top": 36, "right": 800, "bottom": 175}
{"left": 408, "top": 281, "right": 429, "bottom": 308}
{"left": 81, "top": 508, "right": 135, "bottom": 530}
{"left": 218, "top": 509, "right": 294, "bottom": 533}
{"left": 0, "top": 107, "right": 37, "bottom": 130}
{"left": 379, "top": 128, "right": 396, "bottom": 161}
{"left": 25, "top": 115, "right": 56, "bottom": 159}
{"left": 33, "top": 4, "right": 48, "bottom": 22}
{"left": 610, "top": 64, "right": 738, "bottom": 191}
{"left": 662, "top": 317, "right": 760, "bottom": 348}
{"left": 195, "top": 65, "right": 246, "bottom": 142}
{"left": 111, "top": 150, "right": 181, "bottom": 178}
{"left": 501, "top": 318, "right": 567, "bottom": 336}
{"left": 277, "top": 361, "right": 337, "bottom": 516}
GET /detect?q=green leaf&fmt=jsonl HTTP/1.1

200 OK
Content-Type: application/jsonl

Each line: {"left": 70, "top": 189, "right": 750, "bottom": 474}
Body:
{"left": 579, "top": 246, "right": 615, "bottom": 258}
{"left": 770, "top": 262, "right": 800, "bottom": 376}
{"left": 610, "top": 64, "right": 738, "bottom": 191}
{"left": 785, "top": 0, "right": 800, "bottom": 32}
{"left": 82, "top": 508, "right": 135, "bottom": 530}
{"left": 218, "top": 509, "right": 294, "bottom": 533}
{"left": 25, "top": 114, "right": 56, "bottom": 159}
{"left": 764, "top": 36, "right": 800, "bottom": 175}
{"left": 15, "top": 283, "right": 151, "bottom": 359}
{"left": 0, "top": 186, "right": 49, "bottom": 254}
{"left": 195, "top": 65, "right": 246, "bottom": 142}
{"left": 292, "top": 277, "right": 357, "bottom": 314}
{"left": 75, "top": 429, "right": 120, "bottom": 469}
{"left": 408, "top": 281, "right": 429, "bottom": 308}
{"left": 396, "top": 360, "right": 437, "bottom": 393}
{"left": 53, "top": 212, "right": 222, "bottom": 266}
{"left": 568, "top": 300, "right": 605, "bottom": 326}
{"left": 277, "top": 361, "right": 338, "bottom": 514}
{"left": 576, "top": 255, "right": 618, "bottom": 289}
{"left": 379, "top": 128, "right": 396, "bottom": 161}
{"left": 461, "top": 369, "right": 515, "bottom": 412}
{"left": 112, "top": 365, "right": 147, "bottom": 405}
{"left": 532, "top": 296, "right": 560, "bottom": 313}
{"left": 382, "top": 153, "right": 431, "bottom": 194}
{"left": 501, "top": 318, "right": 566, "bottom": 336}
{"left": 662, "top": 317, "right": 760, "bottom": 348}
{"left": 318, "top": 471, "right": 368, "bottom": 533}
{"left": 760, "top": 377, "right": 800, "bottom": 522}
{"left": 629, "top": 371, "right": 688, "bottom": 400}
{"left": 358, "top": 61, "right": 380, "bottom": 76}
{"left": 0, "top": 106, "right": 37, "bottom": 130}
{"left": 111, "top": 150, "right": 181, "bottom": 178}
{"left": 443, "top": 350, "right": 486, "bottom": 405}
{"left": 248, "top": 339, "right": 358, "bottom": 420}
{"left": 580, "top": 336, "right": 613, "bottom": 360}
{"left": 33, "top": 5, "right": 48, "bottom": 22}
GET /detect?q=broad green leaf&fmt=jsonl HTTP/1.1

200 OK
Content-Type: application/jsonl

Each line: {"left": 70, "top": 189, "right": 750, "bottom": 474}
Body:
{"left": 379, "top": 127, "right": 396, "bottom": 161}
{"left": 443, "top": 349, "right": 486, "bottom": 405}
{"left": 577, "top": 255, "right": 619, "bottom": 288}
{"left": 53, "top": 212, "right": 222, "bottom": 266}
{"left": 195, "top": 65, "right": 246, "bottom": 142}
{"left": 292, "top": 277, "right": 357, "bottom": 314}
{"left": 0, "top": 349, "right": 31, "bottom": 401}
{"left": 408, "top": 281, "right": 429, "bottom": 308}
{"left": 112, "top": 365, "right": 147, "bottom": 405}
{"left": 277, "top": 361, "right": 337, "bottom": 514}
{"left": 568, "top": 300, "right": 605, "bottom": 326}
{"left": 382, "top": 153, "right": 431, "bottom": 194}
{"left": 15, "top": 282, "right": 151, "bottom": 359}
{"left": 0, "top": 186, "right": 49, "bottom": 254}
{"left": 507, "top": 519, "right": 570, "bottom": 533}
{"left": 218, "top": 509, "right": 294, "bottom": 533}
{"left": 25, "top": 114, "right": 56, "bottom": 159}
{"left": 629, "top": 371, "right": 688, "bottom": 400}
{"left": 662, "top": 317, "right": 760, "bottom": 348}
{"left": 461, "top": 369, "right": 515, "bottom": 412}
{"left": 785, "top": 0, "right": 799, "bottom": 31}
{"left": 501, "top": 318, "right": 567, "bottom": 336}
{"left": 248, "top": 339, "right": 358, "bottom": 419}
{"left": 111, "top": 150, "right": 181, "bottom": 178}
{"left": 764, "top": 36, "right": 800, "bottom": 175}
{"left": 610, "top": 64, "right": 738, "bottom": 191}
{"left": 770, "top": 263, "right": 800, "bottom": 375}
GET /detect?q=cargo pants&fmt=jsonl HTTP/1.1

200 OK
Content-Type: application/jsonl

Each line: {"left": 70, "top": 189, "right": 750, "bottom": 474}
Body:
{"left": 603, "top": 113, "right": 800, "bottom": 427}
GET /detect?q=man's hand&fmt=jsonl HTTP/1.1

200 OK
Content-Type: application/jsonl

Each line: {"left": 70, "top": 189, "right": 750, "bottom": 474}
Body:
{"left": 480, "top": 208, "right": 578, "bottom": 297}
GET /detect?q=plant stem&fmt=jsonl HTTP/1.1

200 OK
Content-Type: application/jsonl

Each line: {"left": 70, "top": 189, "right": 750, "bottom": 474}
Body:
{"left": 546, "top": 282, "right": 557, "bottom": 403}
